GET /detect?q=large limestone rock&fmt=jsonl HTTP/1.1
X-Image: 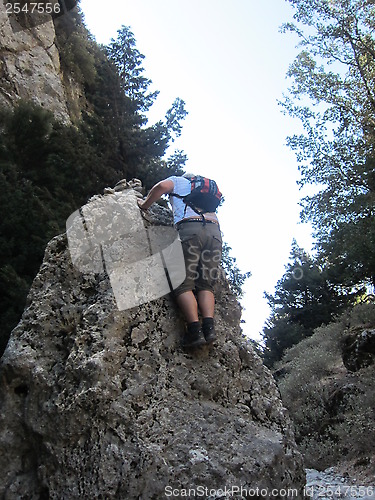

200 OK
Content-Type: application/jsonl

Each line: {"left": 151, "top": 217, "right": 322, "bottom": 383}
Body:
{"left": 0, "top": 3, "right": 71, "bottom": 122}
{"left": 0, "top": 188, "right": 305, "bottom": 498}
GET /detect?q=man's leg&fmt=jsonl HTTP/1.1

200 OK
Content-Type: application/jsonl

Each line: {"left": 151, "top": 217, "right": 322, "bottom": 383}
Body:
{"left": 197, "top": 290, "right": 217, "bottom": 343}
{"left": 176, "top": 290, "right": 199, "bottom": 323}
{"left": 173, "top": 225, "right": 206, "bottom": 347}
{"left": 195, "top": 223, "right": 222, "bottom": 345}
{"left": 197, "top": 290, "right": 215, "bottom": 318}
{"left": 176, "top": 290, "right": 206, "bottom": 347}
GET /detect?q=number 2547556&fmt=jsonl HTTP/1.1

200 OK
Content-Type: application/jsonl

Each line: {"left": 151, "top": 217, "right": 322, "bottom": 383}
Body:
{"left": 5, "top": 3, "right": 61, "bottom": 15}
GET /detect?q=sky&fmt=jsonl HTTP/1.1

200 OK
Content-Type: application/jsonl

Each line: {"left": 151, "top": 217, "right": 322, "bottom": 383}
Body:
{"left": 78, "top": 0, "right": 314, "bottom": 342}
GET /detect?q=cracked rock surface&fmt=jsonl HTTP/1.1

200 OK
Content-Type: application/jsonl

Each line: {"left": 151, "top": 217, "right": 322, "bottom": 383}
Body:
{"left": 0, "top": 3, "right": 72, "bottom": 122}
{"left": 0, "top": 191, "right": 305, "bottom": 499}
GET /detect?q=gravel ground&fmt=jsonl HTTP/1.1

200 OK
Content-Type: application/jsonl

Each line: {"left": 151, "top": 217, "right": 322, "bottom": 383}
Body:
{"left": 306, "top": 469, "right": 375, "bottom": 500}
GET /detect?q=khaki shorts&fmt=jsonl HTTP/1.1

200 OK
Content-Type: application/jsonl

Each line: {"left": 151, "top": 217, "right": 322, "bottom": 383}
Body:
{"left": 174, "top": 221, "right": 222, "bottom": 296}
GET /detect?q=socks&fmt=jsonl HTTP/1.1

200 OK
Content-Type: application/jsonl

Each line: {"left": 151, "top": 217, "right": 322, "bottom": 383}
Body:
{"left": 187, "top": 321, "right": 201, "bottom": 334}
{"left": 188, "top": 319, "right": 214, "bottom": 330}
{"left": 202, "top": 317, "right": 214, "bottom": 332}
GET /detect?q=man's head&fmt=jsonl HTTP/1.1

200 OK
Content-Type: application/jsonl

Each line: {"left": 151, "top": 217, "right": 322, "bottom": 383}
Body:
{"left": 182, "top": 173, "right": 195, "bottom": 180}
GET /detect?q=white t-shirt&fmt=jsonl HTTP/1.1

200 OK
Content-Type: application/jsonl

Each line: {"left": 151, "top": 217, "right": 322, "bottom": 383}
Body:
{"left": 166, "top": 176, "right": 219, "bottom": 225}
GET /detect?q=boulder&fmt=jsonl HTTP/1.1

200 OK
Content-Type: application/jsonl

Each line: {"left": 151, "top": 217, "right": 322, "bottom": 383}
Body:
{"left": 0, "top": 189, "right": 305, "bottom": 498}
{"left": 342, "top": 329, "right": 375, "bottom": 372}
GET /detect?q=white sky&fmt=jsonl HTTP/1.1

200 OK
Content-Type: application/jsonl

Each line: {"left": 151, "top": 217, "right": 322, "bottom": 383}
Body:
{"left": 78, "top": 0, "right": 314, "bottom": 342}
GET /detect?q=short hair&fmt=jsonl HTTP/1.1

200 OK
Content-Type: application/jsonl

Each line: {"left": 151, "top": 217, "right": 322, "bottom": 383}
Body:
{"left": 182, "top": 172, "right": 195, "bottom": 179}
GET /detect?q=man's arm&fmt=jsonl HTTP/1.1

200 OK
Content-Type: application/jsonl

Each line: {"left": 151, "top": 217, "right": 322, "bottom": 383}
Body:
{"left": 137, "top": 179, "right": 174, "bottom": 211}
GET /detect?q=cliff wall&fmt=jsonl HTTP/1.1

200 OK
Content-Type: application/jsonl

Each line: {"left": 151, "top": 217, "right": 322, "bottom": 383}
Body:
{"left": 0, "top": 3, "right": 74, "bottom": 122}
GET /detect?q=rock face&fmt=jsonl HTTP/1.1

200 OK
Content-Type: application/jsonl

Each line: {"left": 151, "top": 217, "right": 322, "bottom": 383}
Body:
{"left": 0, "top": 3, "right": 71, "bottom": 122}
{"left": 0, "top": 188, "right": 305, "bottom": 499}
{"left": 342, "top": 329, "right": 375, "bottom": 372}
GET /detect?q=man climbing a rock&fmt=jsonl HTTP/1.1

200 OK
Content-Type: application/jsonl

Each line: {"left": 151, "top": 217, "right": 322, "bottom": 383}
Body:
{"left": 138, "top": 173, "right": 222, "bottom": 348}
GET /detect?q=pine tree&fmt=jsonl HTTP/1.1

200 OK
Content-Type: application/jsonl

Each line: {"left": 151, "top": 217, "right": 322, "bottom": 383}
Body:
{"left": 106, "top": 25, "right": 159, "bottom": 118}
{"left": 262, "top": 241, "right": 350, "bottom": 366}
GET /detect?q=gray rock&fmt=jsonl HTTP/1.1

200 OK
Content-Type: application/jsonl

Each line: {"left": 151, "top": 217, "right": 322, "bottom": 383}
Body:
{"left": 0, "top": 3, "right": 73, "bottom": 122}
{"left": 0, "top": 190, "right": 305, "bottom": 499}
{"left": 342, "top": 329, "right": 375, "bottom": 372}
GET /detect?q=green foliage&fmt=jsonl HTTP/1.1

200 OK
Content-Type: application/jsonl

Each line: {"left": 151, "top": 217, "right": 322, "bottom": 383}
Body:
{"left": 320, "top": 190, "right": 375, "bottom": 288}
{"left": 54, "top": 7, "right": 97, "bottom": 86}
{"left": 0, "top": 11, "right": 190, "bottom": 355}
{"left": 282, "top": 0, "right": 375, "bottom": 288}
{"left": 106, "top": 26, "right": 188, "bottom": 150}
{"left": 0, "top": 101, "right": 102, "bottom": 347}
{"left": 166, "top": 150, "right": 188, "bottom": 174}
{"left": 333, "top": 377, "right": 375, "bottom": 458}
{"left": 262, "top": 320, "right": 308, "bottom": 369}
{"left": 165, "top": 98, "right": 189, "bottom": 142}
{"left": 262, "top": 240, "right": 352, "bottom": 367}
{"left": 273, "top": 2, "right": 375, "bottom": 468}
{"left": 221, "top": 243, "right": 251, "bottom": 299}
{"left": 276, "top": 303, "right": 375, "bottom": 469}
{"left": 106, "top": 25, "right": 159, "bottom": 117}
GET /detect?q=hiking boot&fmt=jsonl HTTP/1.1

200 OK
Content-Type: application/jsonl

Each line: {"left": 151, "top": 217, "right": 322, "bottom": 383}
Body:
{"left": 182, "top": 322, "right": 206, "bottom": 348}
{"left": 202, "top": 318, "right": 217, "bottom": 344}
{"left": 203, "top": 325, "right": 217, "bottom": 343}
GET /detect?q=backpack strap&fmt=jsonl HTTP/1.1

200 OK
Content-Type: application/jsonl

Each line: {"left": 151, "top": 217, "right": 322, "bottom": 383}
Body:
{"left": 169, "top": 192, "right": 206, "bottom": 223}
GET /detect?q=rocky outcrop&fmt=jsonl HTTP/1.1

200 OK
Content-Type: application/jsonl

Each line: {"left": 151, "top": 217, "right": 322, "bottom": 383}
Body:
{"left": 342, "top": 329, "right": 375, "bottom": 372}
{"left": 0, "top": 3, "right": 71, "bottom": 122}
{"left": 0, "top": 186, "right": 305, "bottom": 498}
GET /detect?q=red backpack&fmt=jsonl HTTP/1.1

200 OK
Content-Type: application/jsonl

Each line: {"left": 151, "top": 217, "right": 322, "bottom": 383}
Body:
{"left": 171, "top": 175, "right": 223, "bottom": 216}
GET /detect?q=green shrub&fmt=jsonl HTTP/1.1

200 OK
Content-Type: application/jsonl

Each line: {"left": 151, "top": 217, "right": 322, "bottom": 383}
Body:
{"left": 275, "top": 303, "right": 375, "bottom": 469}
{"left": 334, "top": 370, "right": 375, "bottom": 458}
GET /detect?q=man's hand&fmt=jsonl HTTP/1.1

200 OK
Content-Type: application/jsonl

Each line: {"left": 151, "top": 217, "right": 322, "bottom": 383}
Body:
{"left": 137, "top": 199, "right": 148, "bottom": 211}
{"left": 137, "top": 180, "right": 174, "bottom": 212}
